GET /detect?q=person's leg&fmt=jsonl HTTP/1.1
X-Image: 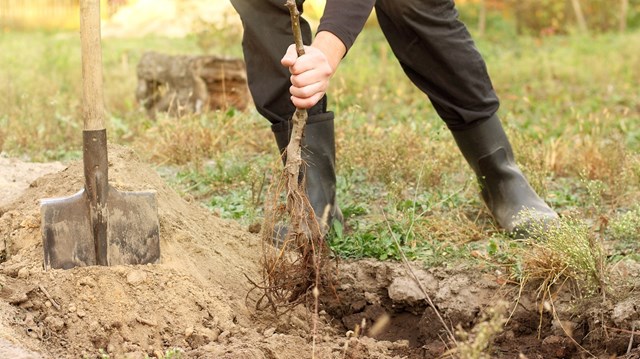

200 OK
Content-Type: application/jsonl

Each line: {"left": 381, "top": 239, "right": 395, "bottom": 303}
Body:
{"left": 375, "top": 0, "right": 557, "bottom": 234}
{"left": 231, "top": 0, "right": 341, "bottom": 234}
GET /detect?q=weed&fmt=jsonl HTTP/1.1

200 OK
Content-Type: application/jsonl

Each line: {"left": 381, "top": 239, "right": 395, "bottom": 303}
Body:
{"left": 580, "top": 173, "right": 607, "bottom": 215}
{"left": 329, "top": 195, "right": 480, "bottom": 267}
{"left": 169, "top": 154, "right": 272, "bottom": 224}
{"left": 608, "top": 206, "right": 640, "bottom": 242}
{"left": 449, "top": 301, "right": 508, "bottom": 359}
{"left": 607, "top": 206, "right": 640, "bottom": 262}
{"left": 329, "top": 221, "right": 417, "bottom": 261}
{"left": 485, "top": 234, "right": 526, "bottom": 265}
{"left": 146, "top": 348, "right": 183, "bottom": 359}
{"left": 208, "top": 190, "right": 257, "bottom": 221}
{"left": 337, "top": 117, "right": 458, "bottom": 199}
{"left": 518, "top": 213, "right": 607, "bottom": 297}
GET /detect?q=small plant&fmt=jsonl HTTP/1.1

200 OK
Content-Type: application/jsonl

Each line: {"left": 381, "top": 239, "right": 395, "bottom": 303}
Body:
{"left": 98, "top": 348, "right": 110, "bottom": 359}
{"left": 608, "top": 206, "right": 640, "bottom": 242}
{"left": 448, "top": 301, "right": 508, "bottom": 359}
{"left": 606, "top": 206, "right": 640, "bottom": 261}
{"left": 517, "top": 212, "right": 607, "bottom": 298}
{"left": 142, "top": 348, "right": 183, "bottom": 359}
{"left": 161, "top": 348, "right": 183, "bottom": 359}
{"left": 208, "top": 190, "right": 256, "bottom": 221}
{"left": 581, "top": 173, "right": 606, "bottom": 215}
{"left": 329, "top": 223, "right": 420, "bottom": 261}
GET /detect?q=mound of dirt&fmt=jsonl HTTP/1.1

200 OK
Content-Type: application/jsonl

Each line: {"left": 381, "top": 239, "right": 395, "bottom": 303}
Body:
{"left": 0, "top": 156, "right": 65, "bottom": 208}
{"left": 0, "top": 146, "right": 259, "bottom": 357}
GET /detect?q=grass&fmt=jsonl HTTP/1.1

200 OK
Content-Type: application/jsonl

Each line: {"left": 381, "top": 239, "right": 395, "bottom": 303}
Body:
{"left": 519, "top": 214, "right": 607, "bottom": 296}
{"left": 607, "top": 205, "right": 640, "bottom": 262}
{"left": 1, "top": 26, "right": 640, "bottom": 280}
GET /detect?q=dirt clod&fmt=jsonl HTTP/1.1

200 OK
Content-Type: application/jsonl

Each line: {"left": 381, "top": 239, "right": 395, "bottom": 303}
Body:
{"left": 44, "top": 316, "right": 65, "bottom": 332}
{"left": 0, "top": 338, "right": 43, "bottom": 359}
{"left": 263, "top": 327, "right": 276, "bottom": 337}
{"left": 125, "top": 270, "right": 148, "bottom": 286}
{"left": 387, "top": 276, "right": 426, "bottom": 304}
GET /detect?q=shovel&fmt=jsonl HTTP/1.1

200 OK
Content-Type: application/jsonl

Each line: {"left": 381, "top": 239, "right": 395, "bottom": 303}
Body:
{"left": 40, "top": 0, "right": 160, "bottom": 270}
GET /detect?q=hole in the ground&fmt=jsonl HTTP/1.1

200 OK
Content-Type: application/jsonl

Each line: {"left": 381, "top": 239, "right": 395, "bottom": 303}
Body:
{"left": 321, "top": 279, "right": 609, "bottom": 358}
{"left": 319, "top": 262, "right": 640, "bottom": 358}
{"left": 340, "top": 303, "right": 424, "bottom": 348}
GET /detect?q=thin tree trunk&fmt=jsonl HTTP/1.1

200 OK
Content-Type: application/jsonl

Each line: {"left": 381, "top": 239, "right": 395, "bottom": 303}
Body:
{"left": 570, "top": 0, "right": 589, "bottom": 34}
{"left": 478, "top": 0, "right": 487, "bottom": 37}
{"left": 620, "top": 0, "right": 629, "bottom": 33}
{"left": 284, "top": 0, "right": 308, "bottom": 223}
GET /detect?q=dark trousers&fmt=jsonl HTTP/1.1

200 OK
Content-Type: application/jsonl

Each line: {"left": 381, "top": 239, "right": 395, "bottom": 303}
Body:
{"left": 230, "top": 0, "right": 500, "bottom": 131}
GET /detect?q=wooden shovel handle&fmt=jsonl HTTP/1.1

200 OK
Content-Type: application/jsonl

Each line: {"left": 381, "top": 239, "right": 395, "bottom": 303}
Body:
{"left": 80, "top": 0, "right": 105, "bottom": 131}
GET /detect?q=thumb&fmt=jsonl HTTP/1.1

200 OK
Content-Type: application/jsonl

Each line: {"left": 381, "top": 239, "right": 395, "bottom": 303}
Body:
{"left": 280, "top": 44, "right": 299, "bottom": 67}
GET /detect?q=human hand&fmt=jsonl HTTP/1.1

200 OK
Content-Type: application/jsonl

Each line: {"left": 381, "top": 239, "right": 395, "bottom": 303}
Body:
{"left": 281, "top": 44, "right": 334, "bottom": 109}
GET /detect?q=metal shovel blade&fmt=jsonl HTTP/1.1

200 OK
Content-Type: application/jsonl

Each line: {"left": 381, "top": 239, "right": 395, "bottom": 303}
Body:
{"left": 41, "top": 185, "right": 160, "bottom": 270}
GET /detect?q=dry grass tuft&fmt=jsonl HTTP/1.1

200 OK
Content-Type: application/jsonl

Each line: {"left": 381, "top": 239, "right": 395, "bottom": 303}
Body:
{"left": 135, "top": 111, "right": 271, "bottom": 166}
{"left": 518, "top": 213, "right": 607, "bottom": 299}
{"left": 413, "top": 211, "right": 487, "bottom": 245}
{"left": 507, "top": 128, "right": 553, "bottom": 199}
{"left": 548, "top": 117, "right": 628, "bottom": 184}
{"left": 338, "top": 121, "right": 457, "bottom": 196}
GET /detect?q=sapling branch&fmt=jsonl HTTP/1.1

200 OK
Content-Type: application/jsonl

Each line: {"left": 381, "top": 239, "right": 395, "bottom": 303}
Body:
{"left": 282, "top": 5, "right": 324, "bottom": 348}
{"left": 284, "top": 0, "right": 310, "bottom": 240}
{"left": 286, "top": 0, "right": 306, "bottom": 56}
{"left": 250, "top": 0, "right": 330, "bottom": 318}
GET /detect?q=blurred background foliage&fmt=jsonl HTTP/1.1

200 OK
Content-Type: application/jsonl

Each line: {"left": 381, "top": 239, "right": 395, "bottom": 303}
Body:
{"left": 1, "top": 0, "right": 639, "bottom": 36}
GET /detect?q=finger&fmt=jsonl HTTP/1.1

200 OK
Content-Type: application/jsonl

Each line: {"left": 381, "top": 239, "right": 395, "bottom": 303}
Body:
{"left": 289, "top": 81, "right": 326, "bottom": 100}
{"left": 280, "top": 44, "right": 299, "bottom": 68}
{"left": 289, "top": 53, "right": 330, "bottom": 76}
{"left": 290, "top": 68, "right": 331, "bottom": 88}
{"left": 291, "top": 92, "right": 325, "bottom": 109}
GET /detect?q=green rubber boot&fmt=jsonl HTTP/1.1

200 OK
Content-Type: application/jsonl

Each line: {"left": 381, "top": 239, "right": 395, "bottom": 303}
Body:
{"left": 451, "top": 115, "right": 558, "bottom": 236}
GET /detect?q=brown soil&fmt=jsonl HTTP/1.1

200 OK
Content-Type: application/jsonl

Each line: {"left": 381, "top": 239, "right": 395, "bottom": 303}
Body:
{"left": 0, "top": 146, "right": 639, "bottom": 358}
{"left": 0, "top": 156, "right": 65, "bottom": 208}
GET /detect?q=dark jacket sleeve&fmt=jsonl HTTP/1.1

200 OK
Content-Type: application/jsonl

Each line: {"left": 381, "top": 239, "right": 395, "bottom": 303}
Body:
{"left": 316, "top": 0, "right": 376, "bottom": 52}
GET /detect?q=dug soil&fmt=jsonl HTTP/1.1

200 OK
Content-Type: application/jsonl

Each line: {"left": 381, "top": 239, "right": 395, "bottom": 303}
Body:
{"left": 0, "top": 146, "right": 639, "bottom": 358}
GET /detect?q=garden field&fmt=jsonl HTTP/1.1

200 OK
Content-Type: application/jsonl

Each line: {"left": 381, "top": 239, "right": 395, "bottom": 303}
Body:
{"left": 0, "top": 22, "right": 639, "bottom": 358}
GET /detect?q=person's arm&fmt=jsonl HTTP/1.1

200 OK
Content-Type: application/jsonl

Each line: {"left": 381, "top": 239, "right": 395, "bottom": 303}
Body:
{"left": 280, "top": 1, "right": 375, "bottom": 109}
{"left": 317, "top": 0, "right": 376, "bottom": 52}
